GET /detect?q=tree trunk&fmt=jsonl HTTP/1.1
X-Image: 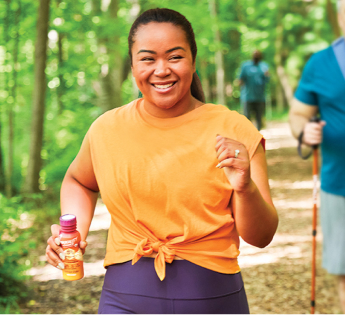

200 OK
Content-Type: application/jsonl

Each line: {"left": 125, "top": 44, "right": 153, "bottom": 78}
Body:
{"left": 200, "top": 59, "right": 210, "bottom": 102}
{"left": 275, "top": 83, "right": 285, "bottom": 113}
{"left": 276, "top": 63, "right": 294, "bottom": 107}
{"left": 57, "top": 32, "right": 64, "bottom": 115}
{"left": 93, "top": 0, "right": 123, "bottom": 112}
{"left": 5, "top": 0, "right": 20, "bottom": 198}
{"left": 0, "top": 0, "right": 11, "bottom": 193}
{"left": 209, "top": 0, "right": 225, "bottom": 105}
{"left": 23, "top": 0, "right": 50, "bottom": 193}
{"left": 91, "top": 0, "right": 102, "bottom": 15}
{"left": 107, "top": 0, "right": 123, "bottom": 110}
{"left": 55, "top": 0, "right": 65, "bottom": 115}
{"left": 274, "top": 23, "right": 285, "bottom": 112}
{"left": 274, "top": 11, "right": 293, "bottom": 111}
{"left": 326, "top": 0, "right": 341, "bottom": 39}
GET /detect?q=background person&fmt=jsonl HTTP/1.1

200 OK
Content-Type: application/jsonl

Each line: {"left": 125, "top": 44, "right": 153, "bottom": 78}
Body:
{"left": 289, "top": 0, "right": 345, "bottom": 311}
{"left": 46, "top": 8, "right": 278, "bottom": 314}
{"left": 239, "top": 50, "right": 270, "bottom": 131}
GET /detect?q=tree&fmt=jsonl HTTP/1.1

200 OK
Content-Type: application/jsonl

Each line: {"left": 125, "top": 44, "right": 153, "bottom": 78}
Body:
{"left": 274, "top": 4, "right": 293, "bottom": 110}
{"left": 92, "top": 0, "right": 124, "bottom": 112}
{"left": 5, "top": 0, "right": 21, "bottom": 198}
{"left": 22, "top": 0, "right": 50, "bottom": 193}
{"left": 0, "top": 0, "right": 338, "bottom": 197}
{"left": 0, "top": 0, "right": 12, "bottom": 194}
{"left": 326, "top": 0, "right": 341, "bottom": 38}
{"left": 209, "top": 0, "right": 225, "bottom": 105}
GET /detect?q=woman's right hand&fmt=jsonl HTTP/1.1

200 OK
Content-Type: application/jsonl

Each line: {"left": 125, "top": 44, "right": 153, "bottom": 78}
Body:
{"left": 46, "top": 224, "right": 88, "bottom": 270}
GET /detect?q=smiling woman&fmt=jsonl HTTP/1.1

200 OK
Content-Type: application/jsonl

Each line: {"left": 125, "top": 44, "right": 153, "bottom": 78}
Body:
{"left": 45, "top": 8, "right": 278, "bottom": 314}
{"left": 132, "top": 22, "right": 196, "bottom": 117}
{"left": 131, "top": 22, "right": 199, "bottom": 117}
{"left": 128, "top": 8, "right": 205, "bottom": 111}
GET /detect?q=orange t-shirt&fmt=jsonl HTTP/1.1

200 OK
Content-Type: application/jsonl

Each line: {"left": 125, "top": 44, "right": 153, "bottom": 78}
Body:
{"left": 88, "top": 99, "right": 263, "bottom": 280}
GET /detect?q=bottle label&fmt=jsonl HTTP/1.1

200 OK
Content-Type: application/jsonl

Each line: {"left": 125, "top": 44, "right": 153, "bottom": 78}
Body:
{"left": 60, "top": 234, "right": 84, "bottom": 280}
{"left": 61, "top": 236, "right": 78, "bottom": 248}
{"left": 61, "top": 237, "right": 83, "bottom": 262}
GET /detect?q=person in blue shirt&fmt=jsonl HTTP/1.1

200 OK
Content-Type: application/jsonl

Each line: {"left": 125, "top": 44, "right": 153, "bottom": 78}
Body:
{"left": 289, "top": 0, "right": 345, "bottom": 311}
{"left": 239, "top": 50, "right": 270, "bottom": 131}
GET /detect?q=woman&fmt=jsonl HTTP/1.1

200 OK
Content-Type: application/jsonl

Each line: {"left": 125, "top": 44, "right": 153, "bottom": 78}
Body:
{"left": 46, "top": 8, "right": 278, "bottom": 314}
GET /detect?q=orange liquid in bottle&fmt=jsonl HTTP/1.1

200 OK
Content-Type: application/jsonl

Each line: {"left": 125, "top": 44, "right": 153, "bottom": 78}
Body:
{"left": 59, "top": 214, "right": 84, "bottom": 281}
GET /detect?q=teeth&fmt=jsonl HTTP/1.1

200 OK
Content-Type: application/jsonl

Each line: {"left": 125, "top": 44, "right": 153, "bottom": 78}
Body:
{"left": 154, "top": 83, "right": 174, "bottom": 89}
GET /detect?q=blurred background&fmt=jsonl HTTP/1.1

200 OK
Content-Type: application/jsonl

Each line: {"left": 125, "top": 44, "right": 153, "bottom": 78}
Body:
{"left": 0, "top": 0, "right": 342, "bottom": 313}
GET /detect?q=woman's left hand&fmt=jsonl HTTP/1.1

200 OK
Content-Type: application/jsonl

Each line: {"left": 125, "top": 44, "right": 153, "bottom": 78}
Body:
{"left": 215, "top": 135, "right": 251, "bottom": 192}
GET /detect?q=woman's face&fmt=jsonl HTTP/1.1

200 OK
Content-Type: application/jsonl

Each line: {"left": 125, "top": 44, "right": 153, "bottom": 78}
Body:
{"left": 131, "top": 22, "right": 196, "bottom": 116}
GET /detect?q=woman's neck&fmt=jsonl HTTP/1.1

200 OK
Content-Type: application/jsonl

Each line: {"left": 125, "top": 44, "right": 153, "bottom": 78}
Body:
{"left": 143, "top": 96, "right": 203, "bottom": 119}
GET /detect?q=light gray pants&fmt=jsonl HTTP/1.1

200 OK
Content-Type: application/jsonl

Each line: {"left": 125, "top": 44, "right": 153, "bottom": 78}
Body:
{"left": 320, "top": 189, "right": 345, "bottom": 275}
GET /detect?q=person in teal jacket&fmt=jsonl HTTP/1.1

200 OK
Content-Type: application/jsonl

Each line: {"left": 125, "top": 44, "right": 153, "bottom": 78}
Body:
{"left": 239, "top": 50, "right": 269, "bottom": 131}
{"left": 289, "top": 0, "right": 345, "bottom": 311}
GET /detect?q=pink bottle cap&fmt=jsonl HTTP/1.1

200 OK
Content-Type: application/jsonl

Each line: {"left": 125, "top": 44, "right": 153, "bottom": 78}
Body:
{"left": 60, "top": 214, "right": 76, "bottom": 226}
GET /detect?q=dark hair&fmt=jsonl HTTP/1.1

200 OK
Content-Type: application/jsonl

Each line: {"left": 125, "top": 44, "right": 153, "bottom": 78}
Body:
{"left": 252, "top": 50, "right": 263, "bottom": 65}
{"left": 128, "top": 8, "right": 205, "bottom": 103}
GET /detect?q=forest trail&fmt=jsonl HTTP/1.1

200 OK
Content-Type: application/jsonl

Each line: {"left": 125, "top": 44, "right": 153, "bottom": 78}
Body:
{"left": 22, "top": 121, "right": 342, "bottom": 314}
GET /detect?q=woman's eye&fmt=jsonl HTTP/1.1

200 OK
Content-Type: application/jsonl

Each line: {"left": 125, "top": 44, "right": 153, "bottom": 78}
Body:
{"left": 170, "top": 56, "right": 183, "bottom": 60}
{"left": 141, "top": 57, "right": 154, "bottom": 62}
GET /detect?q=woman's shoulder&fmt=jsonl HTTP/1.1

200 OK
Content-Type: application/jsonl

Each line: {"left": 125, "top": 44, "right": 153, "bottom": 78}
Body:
{"left": 99, "top": 100, "right": 137, "bottom": 119}
{"left": 202, "top": 104, "right": 262, "bottom": 158}
{"left": 201, "top": 104, "right": 257, "bottom": 134}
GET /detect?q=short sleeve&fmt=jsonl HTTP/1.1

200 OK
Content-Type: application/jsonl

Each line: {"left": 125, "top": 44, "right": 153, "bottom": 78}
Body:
{"left": 294, "top": 55, "right": 318, "bottom": 106}
{"left": 225, "top": 111, "right": 263, "bottom": 160}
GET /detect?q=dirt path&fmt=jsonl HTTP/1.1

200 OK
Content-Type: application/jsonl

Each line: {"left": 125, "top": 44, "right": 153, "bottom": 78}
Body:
{"left": 21, "top": 121, "right": 342, "bottom": 314}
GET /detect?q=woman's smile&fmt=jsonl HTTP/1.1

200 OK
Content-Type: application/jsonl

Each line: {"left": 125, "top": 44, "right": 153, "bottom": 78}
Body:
{"left": 151, "top": 81, "right": 177, "bottom": 93}
{"left": 152, "top": 82, "right": 176, "bottom": 90}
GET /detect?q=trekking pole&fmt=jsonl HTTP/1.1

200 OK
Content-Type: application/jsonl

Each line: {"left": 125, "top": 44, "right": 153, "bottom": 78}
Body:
{"left": 297, "top": 116, "right": 320, "bottom": 314}
{"left": 311, "top": 139, "right": 318, "bottom": 314}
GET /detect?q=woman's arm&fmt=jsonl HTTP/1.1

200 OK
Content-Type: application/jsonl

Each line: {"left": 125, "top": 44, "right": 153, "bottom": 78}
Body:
{"left": 60, "top": 133, "right": 99, "bottom": 241}
{"left": 46, "top": 134, "right": 99, "bottom": 269}
{"left": 216, "top": 136, "right": 278, "bottom": 248}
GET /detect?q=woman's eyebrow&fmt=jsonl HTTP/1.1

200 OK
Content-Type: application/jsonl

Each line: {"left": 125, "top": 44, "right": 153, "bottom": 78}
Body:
{"left": 137, "top": 49, "right": 156, "bottom": 54}
{"left": 166, "top": 46, "right": 186, "bottom": 53}
{"left": 137, "top": 46, "right": 186, "bottom": 55}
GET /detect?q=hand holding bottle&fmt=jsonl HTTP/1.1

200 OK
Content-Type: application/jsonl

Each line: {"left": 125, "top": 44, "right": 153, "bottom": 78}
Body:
{"left": 46, "top": 214, "right": 87, "bottom": 280}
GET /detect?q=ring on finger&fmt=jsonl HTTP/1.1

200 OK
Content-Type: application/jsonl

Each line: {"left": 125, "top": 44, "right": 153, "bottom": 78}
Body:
{"left": 234, "top": 149, "right": 240, "bottom": 158}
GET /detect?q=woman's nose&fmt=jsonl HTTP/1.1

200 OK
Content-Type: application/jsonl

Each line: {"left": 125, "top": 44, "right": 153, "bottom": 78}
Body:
{"left": 153, "top": 60, "right": 171, "bottom": 77}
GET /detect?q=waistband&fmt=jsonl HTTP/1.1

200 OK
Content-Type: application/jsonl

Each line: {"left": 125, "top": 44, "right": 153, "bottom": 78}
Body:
{"left": 104, "top": 258, "right": 243, "bottom": 300}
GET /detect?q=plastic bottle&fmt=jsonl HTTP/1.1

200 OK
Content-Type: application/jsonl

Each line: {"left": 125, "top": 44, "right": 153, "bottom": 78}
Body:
{"left": 59, "top": 214, "right": 84, "bottom": 281}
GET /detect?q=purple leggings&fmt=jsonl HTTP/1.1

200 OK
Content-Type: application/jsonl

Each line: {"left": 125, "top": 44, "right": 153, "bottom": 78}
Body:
{"left": 98, "top": 258, "right": 249, "bottom": 314}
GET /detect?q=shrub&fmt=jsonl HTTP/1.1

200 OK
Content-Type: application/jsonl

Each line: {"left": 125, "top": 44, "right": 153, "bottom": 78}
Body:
{"left": 0, "top": 194, "right": 36, "bottom": 313}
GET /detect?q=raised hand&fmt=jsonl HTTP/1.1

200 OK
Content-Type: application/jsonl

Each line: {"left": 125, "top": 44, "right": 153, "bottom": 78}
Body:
{"left": 215, "top": 135, "right": 251, "bottom": 193}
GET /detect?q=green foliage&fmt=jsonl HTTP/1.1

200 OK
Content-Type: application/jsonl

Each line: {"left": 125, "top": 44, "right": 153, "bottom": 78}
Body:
{"left": 0, "top": 0, "right": 340, "bottom": 312}
{"left": 0, "top": 0, "right": 339, "bottom": 195}
{"left": 0, "top": 194, "right": 36, "bottom": 313}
